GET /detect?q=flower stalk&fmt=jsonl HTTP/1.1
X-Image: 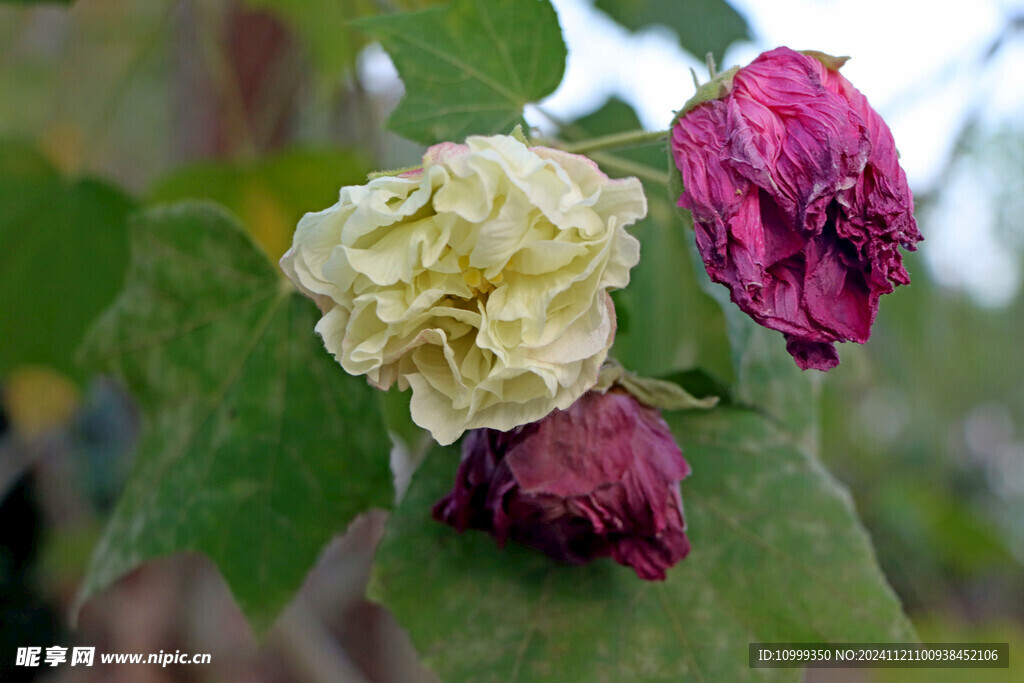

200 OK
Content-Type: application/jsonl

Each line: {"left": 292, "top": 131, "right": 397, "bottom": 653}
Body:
{"left": 587, "top": 151, "right": 670, "bottom": 186}
{"left": 559, "top": 128, "right": 668, "bottom": 154}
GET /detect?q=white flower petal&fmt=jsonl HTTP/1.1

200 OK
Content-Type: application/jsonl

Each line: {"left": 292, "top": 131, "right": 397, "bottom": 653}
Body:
{"left": 280, "top": 134, "right": 647, "bottom": 445}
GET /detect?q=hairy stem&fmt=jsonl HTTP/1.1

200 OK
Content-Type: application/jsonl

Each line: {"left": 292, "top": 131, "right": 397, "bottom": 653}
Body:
{"left": 560, "top": 128, "right": 669, "bottom": 154}
{"left": 588, "top": 151, "right": 669, "bottom": 186}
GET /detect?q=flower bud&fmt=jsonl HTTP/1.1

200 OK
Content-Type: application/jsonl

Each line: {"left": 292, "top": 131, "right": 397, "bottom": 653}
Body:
{"left": 432, "top": 388, "right": 691, "bottom": 580}
{"left": 671, "top": 47, "right": 922, "bottom": 370}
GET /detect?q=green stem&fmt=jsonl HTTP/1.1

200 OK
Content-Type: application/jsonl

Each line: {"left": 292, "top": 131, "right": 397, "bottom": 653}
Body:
{"left": 560, "top": 128, "right": 669, "bottom": 154}
{"left": 530, "top": 104, "right": 573, "bottom": 131}
{"left": 588, "top": 151, "right": 669, "bottom": 186}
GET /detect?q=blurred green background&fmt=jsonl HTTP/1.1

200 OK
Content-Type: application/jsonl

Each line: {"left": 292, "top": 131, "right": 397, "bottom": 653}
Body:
{"left": 1, "top": 0, "right": 1022, "bottom": 681}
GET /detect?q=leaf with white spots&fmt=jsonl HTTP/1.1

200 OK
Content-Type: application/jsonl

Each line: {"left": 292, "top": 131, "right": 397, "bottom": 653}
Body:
{"left": 76, "top": 202, "right": 393, "bottom": 632}
{"left": 371, "top": 406, "right": 913, "bottom": 681}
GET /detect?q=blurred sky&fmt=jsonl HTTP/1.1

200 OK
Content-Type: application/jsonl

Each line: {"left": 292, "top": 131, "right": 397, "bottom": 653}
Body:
{"left": 524, "top": 0, "right": 1024, "bottom": 307}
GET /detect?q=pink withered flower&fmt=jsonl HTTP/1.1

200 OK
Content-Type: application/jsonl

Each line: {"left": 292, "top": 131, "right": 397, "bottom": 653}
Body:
{"left": 432, "top": 388, "right": 691, "bottom": 580}
{"left": 671, "top": 47, "right": 922, "bottom": 370}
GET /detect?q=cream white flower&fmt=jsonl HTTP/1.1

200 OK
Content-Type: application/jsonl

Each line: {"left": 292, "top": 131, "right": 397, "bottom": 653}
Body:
{"left": 280, "top": 134, "right": 645, "bottom": 445}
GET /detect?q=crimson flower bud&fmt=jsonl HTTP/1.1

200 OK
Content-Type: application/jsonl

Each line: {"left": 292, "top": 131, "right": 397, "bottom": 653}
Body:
{"left": 432, "top": 389, "right": 690, "bottom": 580}
{"left": 671, "top": 47, "right": 922, "bottom": 370}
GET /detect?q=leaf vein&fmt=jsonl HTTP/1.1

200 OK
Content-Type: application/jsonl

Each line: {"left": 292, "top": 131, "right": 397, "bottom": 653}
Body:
{"left": 167, "top": 291, "right": 289, "bottom": 550}
{"left": 382, "top": 31, "right": 521, "bottom": 105}
{"left": 508, "top": 570, "right": 553, "bottom": 683}
{"left": 86, "top": 289, "right": 279, "bottom": 362}
{"left": 655, "top": 583, "right": 707, "bottom": 683}
{"left": 690, "top": 491, "right": 896, "bottom": 631}
{"left": 474, "top": 0, "right": 522, "bottom": 94}
{"left": 139, "top": 225, "right": 272, "bottom": 286}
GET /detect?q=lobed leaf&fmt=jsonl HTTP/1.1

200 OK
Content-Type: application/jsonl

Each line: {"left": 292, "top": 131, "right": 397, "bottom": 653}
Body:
{"left": 357, "top": 0, "right": 567, "bottom": 144}
{"left": 371, "top": 406, "right": 914, "bottom": 682}
{"left": 76, "top": 202, "right": 393, "bottom": 632}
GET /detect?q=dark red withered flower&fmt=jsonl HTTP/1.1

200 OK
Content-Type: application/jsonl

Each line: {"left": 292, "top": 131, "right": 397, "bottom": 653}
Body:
{"left": 671, "top": 47, "right": 922, "bottom": 370}
{"left": 432, "top": 389, "right": 691, "bottom": 580}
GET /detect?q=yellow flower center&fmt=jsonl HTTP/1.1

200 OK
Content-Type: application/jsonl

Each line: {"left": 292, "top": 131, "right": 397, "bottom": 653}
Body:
{"left": 459, "top": 255, "right": 503, "bottom": 296}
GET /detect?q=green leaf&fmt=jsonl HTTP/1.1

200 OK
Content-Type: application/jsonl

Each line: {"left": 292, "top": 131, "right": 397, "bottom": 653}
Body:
{"left": 148, "top": 147, "right": 370, "bottom": 261}
{"left": 76, "top": 202, "right": 393, "bottom": 632}
{"left": 593, "top": 0, "right": 750, "bottom": 64}
{"left": 0, "top": 139, "right": 135, "bottom": 381}
{"left": 371, "top": 406, "right": 914, "bottom": 682}
{"left": 357, "top": 0, "right": 567, "bottom": 144}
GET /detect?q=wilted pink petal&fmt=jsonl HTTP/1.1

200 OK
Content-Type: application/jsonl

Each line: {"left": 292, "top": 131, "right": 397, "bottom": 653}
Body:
{"left": 671, "top": 47, "right": 922, "bottom": 370}
{"left": 432, "top": 390, "right": 691, "bottom": 580}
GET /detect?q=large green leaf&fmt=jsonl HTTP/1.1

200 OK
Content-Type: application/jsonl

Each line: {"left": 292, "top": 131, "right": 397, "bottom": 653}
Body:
{"left": 357, "top": 0, "right": 567, "bottom": 144}
{"left": 711, "top": 292, "right": 819, "bottom": 450}
{"left": 594, "top": 0, "right": 750, "bottom": 63}
{"left": 0, "top": 140, "right": 134, "bottom": 381}
{"left": 371, "top": 406, "right": 913, "bottom": 682}
{"left": 148, "top": 147, "right": 370, "bottom": 261}
{"left": 76, "top": 202, "right": 393, "bottom": 631}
